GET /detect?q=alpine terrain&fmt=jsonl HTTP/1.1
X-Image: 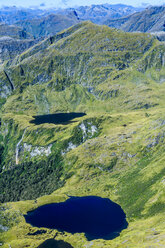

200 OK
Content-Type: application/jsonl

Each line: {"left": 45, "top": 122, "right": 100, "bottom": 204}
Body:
{"left": 0, "top": 5, "right": 165, "bottom": 248}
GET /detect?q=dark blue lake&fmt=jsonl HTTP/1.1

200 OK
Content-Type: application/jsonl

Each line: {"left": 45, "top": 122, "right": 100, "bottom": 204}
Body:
{"left": 30, "top": 112, "right": 86, "bottom": 125}
{"left": 24, "top": 196, "right": 128, "bottom": 240}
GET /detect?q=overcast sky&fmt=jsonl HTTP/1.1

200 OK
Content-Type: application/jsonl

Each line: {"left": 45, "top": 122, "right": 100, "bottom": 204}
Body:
{"left": 0, "top": 0, "right": 165, "bottom": 8}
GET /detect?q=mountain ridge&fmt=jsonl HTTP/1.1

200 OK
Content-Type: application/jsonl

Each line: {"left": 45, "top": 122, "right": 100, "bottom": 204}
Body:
{"left": 105, "top": 5, "right": 165, "bottom": 35}
{"left": 55, "top": 3, "right": 143, "bottom": 24}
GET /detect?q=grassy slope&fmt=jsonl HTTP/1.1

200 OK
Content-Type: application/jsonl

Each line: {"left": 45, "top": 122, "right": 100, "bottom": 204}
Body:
{"left": 1, "top": 22, "right": 163, "bottom": 116}
{"left": 0, "top": 22, "right": 165, "bottom": 247}
{"left": 1, "top": 109, "right": 165, "bottom": 248}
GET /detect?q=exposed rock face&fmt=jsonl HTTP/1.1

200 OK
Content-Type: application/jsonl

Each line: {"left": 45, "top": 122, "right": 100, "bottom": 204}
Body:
{"left": 23, "top": 143, "right": 52, "bottom": 159}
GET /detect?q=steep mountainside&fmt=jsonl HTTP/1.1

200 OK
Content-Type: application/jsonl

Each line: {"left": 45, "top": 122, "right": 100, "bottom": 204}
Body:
{"left": 105, "top": 6, "right": 165, "bottom": 33}
{"left": 0, "top": 22, "right": 165, "bottom": 248}
{"left": 16, "top": 12, "right": 80, "bottom": 38}
{"left": 0, "top": 21, "right": 157, "bottom": 116}
{"left": 0, "top": 37, "right": 37, "bottom": 64}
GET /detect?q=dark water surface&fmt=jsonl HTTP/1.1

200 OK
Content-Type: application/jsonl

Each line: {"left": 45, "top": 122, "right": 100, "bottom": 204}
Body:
{"left": 24, "top": 196, "right": 128, "bottom": 241}
{"left": 30, "top": 112, "right": 86, "bottom": 125}
{"left": 37, "top": 239, "right": 73, "bottom": 248}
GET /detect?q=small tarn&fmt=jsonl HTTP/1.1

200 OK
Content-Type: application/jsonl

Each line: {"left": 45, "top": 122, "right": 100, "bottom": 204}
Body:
{"left": 25, "top": 196, "right": 128, "bottom": 241}
{"left": 30, "top": 112, "right": 86, "bottom": 125}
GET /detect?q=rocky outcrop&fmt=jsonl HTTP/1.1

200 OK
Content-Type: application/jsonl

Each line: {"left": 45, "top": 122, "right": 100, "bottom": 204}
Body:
{"left": 61, "top": 120, "right": 99, "bottom": 155}
{"left": 23, "top": 143, "right": 52, "bottom": 159}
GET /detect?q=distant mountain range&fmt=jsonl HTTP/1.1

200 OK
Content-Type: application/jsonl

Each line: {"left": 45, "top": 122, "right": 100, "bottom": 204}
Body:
{"left": 0, "top": 4, "right": 144, "bottom": 39}
{"left": 104, "top": 6, "right": 165, "bottom": 40}
{"left": 0, "top": 6, "right": 46, "bottom": 24}
{"left": 0, "top": 4, "right": 142, "bottom": 25}
{"left": 16, "top": 11, "right": 80, "bottom": 38}
{"left": 55, "top": 4, "right": 143, "bottom": 24}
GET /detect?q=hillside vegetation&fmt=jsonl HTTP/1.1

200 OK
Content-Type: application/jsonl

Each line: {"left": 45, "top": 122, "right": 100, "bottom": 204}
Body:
{"left": 0, "top": 22, "right": 165, "bottom": 248}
